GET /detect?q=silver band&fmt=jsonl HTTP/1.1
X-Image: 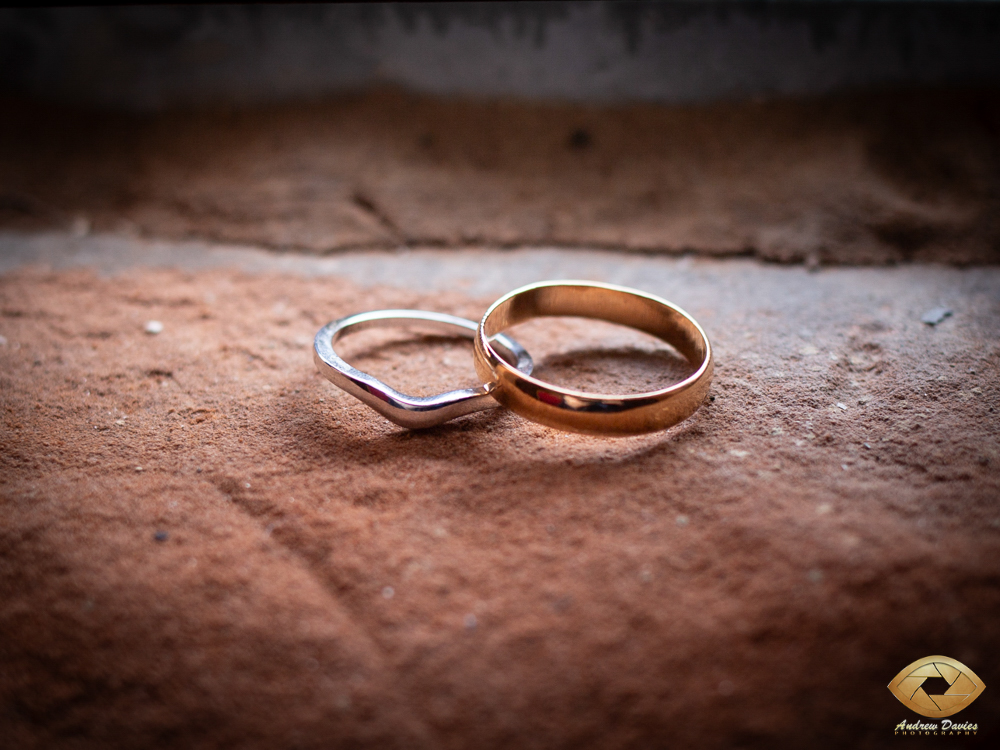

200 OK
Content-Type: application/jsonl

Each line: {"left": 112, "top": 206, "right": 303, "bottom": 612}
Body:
{"left": 314, "top": 309, "right": 533, "bottom": 429}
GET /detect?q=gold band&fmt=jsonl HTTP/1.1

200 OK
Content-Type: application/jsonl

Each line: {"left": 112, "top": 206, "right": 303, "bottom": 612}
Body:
{"left": 474, "top": 281, "right": 713, "bottom": 436}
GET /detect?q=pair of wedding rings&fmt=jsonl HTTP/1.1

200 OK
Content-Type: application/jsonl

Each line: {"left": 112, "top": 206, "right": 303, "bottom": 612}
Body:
{"left": 313, "top": 281, "right": 713, "bottom": 437}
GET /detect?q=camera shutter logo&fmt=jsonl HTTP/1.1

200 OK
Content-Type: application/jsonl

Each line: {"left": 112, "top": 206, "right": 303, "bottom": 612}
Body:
{"left": 888, "top": 656, "right": 985, "bottom": 718}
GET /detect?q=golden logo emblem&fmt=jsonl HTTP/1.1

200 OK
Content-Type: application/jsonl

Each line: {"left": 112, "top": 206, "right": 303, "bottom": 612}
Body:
{"left": 888, "top": 656, "right": 986, "bottom": 718}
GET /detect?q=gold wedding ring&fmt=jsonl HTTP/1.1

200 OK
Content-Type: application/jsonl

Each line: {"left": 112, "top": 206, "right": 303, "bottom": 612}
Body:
{"left": 473, "top": 281, "right": 713, "bottom": 436}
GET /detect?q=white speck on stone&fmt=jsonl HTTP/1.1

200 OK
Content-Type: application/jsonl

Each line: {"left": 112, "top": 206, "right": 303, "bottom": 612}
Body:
{"left": 0, "top": 335, "right": 7, "bottom": 347}
{"left": 729, "top": 449, "right": 750, "bottom": 458}
{"left": 639, "top": 569, "right": 652, "bottom": 582}
{"left": 828, "top": 352, "right": 839, "bottom": 361}
{"left": 134, "top": 466, "right": 143, "bottom": 472}
{"left": 381, "top": 586, "right": 395, "bottom": 600}
{"left": 433, "top": 527, "right": 447, "bottom": 538}
{"left": 798, "top": 345, "right": 819, "bottom": 356}
{"left": 244, "top": 482, "right": 251, "bottom": 489}
{"left": 807, "top": 568, "right": 824, "bottom": 583}
{"left": 464, "top": 613, "right": 477, "bottom": 629}
{"left": 863, "top": 442, "right": 872, "bottom": 449}
{"left": 836, "top": 402, "right": 847, "bottom": 411}
{"left": 817, "top": 503, "right": 833, "bottom": 515}
{"left": 676, "top": 514, "right": 689, "bottom": 527}
{"left": 144, "top": 320, "right": 164, "bottom": 335}
{"left": 841, "top": 464, "right": 849, "bottom": 471}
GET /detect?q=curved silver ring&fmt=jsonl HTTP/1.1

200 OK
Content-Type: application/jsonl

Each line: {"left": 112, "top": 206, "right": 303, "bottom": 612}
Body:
{"left": 313, "top": 310, "right": 533, "bottom": 429}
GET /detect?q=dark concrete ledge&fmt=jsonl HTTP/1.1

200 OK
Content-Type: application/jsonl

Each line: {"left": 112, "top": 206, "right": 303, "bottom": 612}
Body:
{"left": 2, "top": 2, "right": 1000, "bottom": 109}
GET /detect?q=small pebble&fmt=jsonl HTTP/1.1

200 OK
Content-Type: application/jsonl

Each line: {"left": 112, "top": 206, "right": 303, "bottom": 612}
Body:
{"left": 144, "top": 320, "right": 164, "bottom": 335}
{"left": 920, "top": 307, "right": 952, "bottom": 326}
{"left": 153, "top": 530, "right": 169, "bottom": 542}
{"left": 134, "top": 466, "right": 143, "bottom": 472}
{"left": 675, "top": 514, "right": 689, "bottom": 527}
{"left": 381, "top": 586, "right": 395, "bottom": 600}
{"left": 836, "top": 402, "right": 847, "bottom": 411}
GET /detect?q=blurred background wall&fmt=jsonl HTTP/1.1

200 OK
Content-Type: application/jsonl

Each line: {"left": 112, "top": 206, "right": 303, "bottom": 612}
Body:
{"left": 2, "top": 1, "right": 999, "bottom": 110}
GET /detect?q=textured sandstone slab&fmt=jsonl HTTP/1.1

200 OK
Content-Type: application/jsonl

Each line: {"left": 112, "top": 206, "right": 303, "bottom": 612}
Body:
{"left": 1, "top": 236, "right": 998, "bottom": 748}
{"left": 2, "top": 88, "right": 998, "bottom": 265}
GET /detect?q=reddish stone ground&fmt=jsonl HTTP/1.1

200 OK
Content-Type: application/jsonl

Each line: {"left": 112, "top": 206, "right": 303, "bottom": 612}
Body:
{"left": 1, "top": 87, "right": 999, "bottom": 264}
{"left": 1, "top": 249, "right": 998, "bottom": 748}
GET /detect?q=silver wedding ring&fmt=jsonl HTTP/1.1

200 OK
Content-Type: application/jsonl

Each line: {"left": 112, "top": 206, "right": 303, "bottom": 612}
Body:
{"left": 313, "top": 309, "right": 532, "bottom": 428}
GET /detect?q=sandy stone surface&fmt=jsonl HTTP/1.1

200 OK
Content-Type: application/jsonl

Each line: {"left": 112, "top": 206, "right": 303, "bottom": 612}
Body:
{"left": 2, "top": 87, "right": 999, "bottom": 265}
{"left": 1, "top": 244, "right": 998, "bottom": 748}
